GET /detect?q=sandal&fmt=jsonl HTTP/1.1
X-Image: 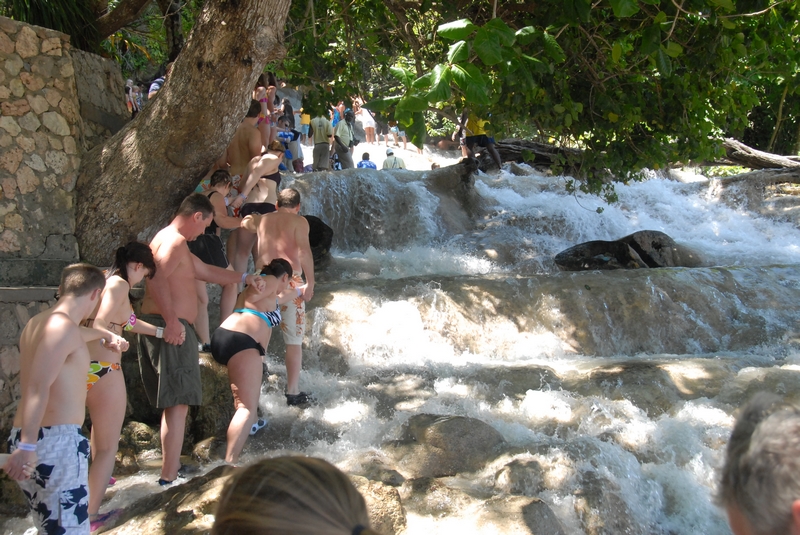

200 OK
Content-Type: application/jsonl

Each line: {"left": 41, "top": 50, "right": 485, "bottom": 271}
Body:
{"left": 250, "top": 418, "right": 268, "bottom": 435}
{"left": 285, "top": 392, "right": 315, "bottom": 407}
{"left": 90, "top": 509, "right": 122, "bottom": 532}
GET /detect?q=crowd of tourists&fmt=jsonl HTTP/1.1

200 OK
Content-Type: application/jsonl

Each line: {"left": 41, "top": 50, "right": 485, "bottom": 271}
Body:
{"left": 4, "top": 68, "right": 795, "bottom": 535}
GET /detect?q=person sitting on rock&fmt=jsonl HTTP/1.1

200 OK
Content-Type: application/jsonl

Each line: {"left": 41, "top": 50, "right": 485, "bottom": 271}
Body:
{"left": 356, "top": 152, "right": 377, "bottom": 169}
{"left": 382, "top": 148, "right": 406, "bottom": 170}
{"left": 209, "top": 259, "right": 298, "bottom": 464}
{"left": 717, "top": 392, "right": 800, "bottom": 535}
{"left": 212, "top": 456, "right": 382, "bottom": 535}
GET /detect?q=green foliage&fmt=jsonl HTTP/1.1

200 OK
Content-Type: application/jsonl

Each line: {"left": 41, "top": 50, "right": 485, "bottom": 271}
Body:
{"left": 2, "top": 0, "right": 99, "bottom": 51}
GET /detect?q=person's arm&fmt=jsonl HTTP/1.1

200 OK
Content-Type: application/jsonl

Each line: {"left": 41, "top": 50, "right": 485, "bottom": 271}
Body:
{"left": 210, "top": 192, "right": 241, "bottom": 230}
{"left": 192, "top": 254, "right": 265, "bottom": 291}
{"left": 295, "top": 218, "right": 315, "bottom": 302}
{"left": 232, "top": 155, "right": 263, "bottom": 208}
{"left": 93, "top": 279, "right": 179, "bottom": 341}
{"left": 146, "top": 237, "right": 185, "bottom": 344}
{"left": 3, "top": 316, "right": 79, "bottom": 480}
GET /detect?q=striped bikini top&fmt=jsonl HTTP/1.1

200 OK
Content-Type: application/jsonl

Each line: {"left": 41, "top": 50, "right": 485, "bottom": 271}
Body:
{"left": 235, "top": 302, "right": 281, "bottom": 328}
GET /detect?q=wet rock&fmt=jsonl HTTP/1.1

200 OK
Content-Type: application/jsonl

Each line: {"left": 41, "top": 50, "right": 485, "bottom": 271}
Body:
{"left": 573, "top": 470, "right": 640, "bottom": 535}
{"left": 494, "top": 459, "right": 545, "bottom": 496}
{"left": 357, "top": 458, "right": 406, "bottom": 487}
{"left": 351, "top": 475, "right": 407, "bottom": 535}
{"left": 554, "top": 240, "right": 646, "bottom": 270}
{"left": 120, "top": 421, "right": 160, "bottom": 454}
{"left": 385, "top": 414, "right": 506, "bottom": 477}
{"left": 305, "top": 214, "right": 333, "bottom": 266}
{"left": 555, "top": 230, "right": 704, "bottom": 271}
{"left": 114, "top": 444, "right": 140, "bottom": 475}
{"left": 482, "top": 495, "right": 568, "bottom": 534}
{"left": 0, "top": 473, "right": 28, "bottom": 518}
{"left": 103, "top": 465, "right": 232, "bottom": 535}
{"left": 192, "top": 435, "right": 226, "bottom": 463}
{"left": 401, "top": 476, "right": 473, "bottom": 516}
{"left": 187, "top": 353, "right": 235, "bottom": 445}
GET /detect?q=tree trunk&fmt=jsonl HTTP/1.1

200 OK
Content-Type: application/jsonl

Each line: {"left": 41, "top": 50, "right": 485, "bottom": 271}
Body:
{"left": 75, "top": 0, "right": 290, "bottom": 265}
{"left": 722, "top": 137, "right": 800, "bottom": 170}
{"left": 480, "top": 138, "right": 584, "bottom": 172}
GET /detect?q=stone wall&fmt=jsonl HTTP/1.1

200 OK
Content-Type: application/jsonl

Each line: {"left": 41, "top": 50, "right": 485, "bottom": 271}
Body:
{"left": 0, "top": 18, "right": 81, "bottom": 285}
{"left": 0, "top": 17, "right": 128, "bottom": 286}
{"left": 71, "top": 48, "right": 129, "bottom": 151}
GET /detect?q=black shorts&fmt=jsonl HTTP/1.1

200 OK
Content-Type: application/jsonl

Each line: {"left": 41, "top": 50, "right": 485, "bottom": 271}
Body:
{"left": 465, "top": 134, "right": 495, "bottom": 149}
{"left": 187, "top": 233, "right": 228, "bottom": 268}
{"left": 240, "top": 202, "right": 276, "bottom": 217}
{"left": 210, "top": 327, "right": 265, "bottom": 366}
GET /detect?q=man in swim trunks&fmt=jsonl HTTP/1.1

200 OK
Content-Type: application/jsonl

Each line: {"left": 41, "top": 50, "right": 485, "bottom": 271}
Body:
{"left": 139, "top": 193, "right": 265, "bottom": 484}
{"left": 227, "top": 140, "right": 285, "bottom": 277}
{"left": 4, "top": 264, "right": 128, "bottom": 535}
{"left": 241, "top": 188, "right": 315, "bottom": 406}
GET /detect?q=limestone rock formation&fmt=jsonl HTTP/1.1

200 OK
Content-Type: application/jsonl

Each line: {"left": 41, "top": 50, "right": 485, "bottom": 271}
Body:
{"left": 385, "top": 414, "right": 506, "bottom": 477}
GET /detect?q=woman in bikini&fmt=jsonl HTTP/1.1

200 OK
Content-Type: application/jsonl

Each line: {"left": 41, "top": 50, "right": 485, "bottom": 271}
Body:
{"left": 84, "top": 242, "right": 186, "bottom": 528}
{"left": 210, "top": 258, "right": 300, "bottom": 464}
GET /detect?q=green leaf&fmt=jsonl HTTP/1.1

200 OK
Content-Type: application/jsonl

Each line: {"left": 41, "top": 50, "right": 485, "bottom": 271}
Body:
{"left": 474, "top": 28, "right": 503, "bottom": 65}
{"left": 654, "top": 11, "right": 667, "bottom": 23}
{"left": 412, "top": 72, "right": 434, "bottom": 89}
{"left": 447, "top": 41, "right": 469, "bottom": 64}
{"left": 564, "top": 114, "right": 572, "bottom": 127}
{"left": 542, "top": 32, "right": 566, "bottom": 63}
{"left": 427, "top": 64, "right": 452, "bottom": 102}
{"left": 406, "top": 111, "right": 427, "bottom": 149}
{"left": 664, "top": 41, "right": 683, "bottom": 58}
{"left": 451, "top": 63, "right": 485, "bottom": 89}
{"left": 485, "top": 17, "right": 516, "bottom": 47}
{"left": 521, "top": 54, "right": 548, "bottom": 73}
{"left": 574, "top": 0, "right": 592, "bottom": 22}
{"left": 554, "top": 104, "right": 566, "bottom": 113}
{"left": 640, "top": 24, "right": 661, "bottom": 56}
{"left": 721, "top": 19, "right": 736, "bottom": 29}
{"left": 609, "top": 0, "right": 640, "bottom": 18}
{"left": 389, "top": 66, "right": 414, "bottom": 88}
{"left": 612, "top": 41, "right": 622, "bottom": 63}
{"left": 363, "top": 96, "right": 401, "bottom": 113}
{"left": 656, "top": 47, "right": 672, "bottom": 75}
{"left": 396, "top": 95, "right": 429, "bottom": 113}
{"left": 438, "top": 19, "right": 477, "bottom": 41}
{"left": 709, "top": 0, "right": 735, "bottom": 11}
{"left": 515, "top": 26, "right": 538, "bottom": 46}
{"left": 608, "top": 112, "right": 619, "bottom": 123}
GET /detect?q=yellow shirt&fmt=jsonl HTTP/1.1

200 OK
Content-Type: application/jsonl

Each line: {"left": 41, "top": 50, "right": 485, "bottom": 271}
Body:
{"left": 465, "top": 112, "right": 487, "bottom": 136}
{"left": 301, "top": 113, "right": 311, "bottom": 125}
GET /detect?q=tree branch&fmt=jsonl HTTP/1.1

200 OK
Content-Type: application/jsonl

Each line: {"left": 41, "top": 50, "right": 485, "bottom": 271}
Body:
{"left": 95, "top": 0, "right": 153, "bottom": 39}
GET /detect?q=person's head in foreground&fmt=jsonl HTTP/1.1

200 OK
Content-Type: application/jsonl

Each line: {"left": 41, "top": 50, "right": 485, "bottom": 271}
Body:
{"left": 212, "top": 456, "right": 380, "bottom": 535}
{"left": 717, "top": 392, "right": 800, "bottom": 535}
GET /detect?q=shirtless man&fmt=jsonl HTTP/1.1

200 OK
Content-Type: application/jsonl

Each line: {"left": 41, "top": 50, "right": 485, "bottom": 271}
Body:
{"left": 139, "top": 193, "right": 265, "bottom": 484}
{"left": 196, "top": 100, "right": 263, "bottom": 198}
{"left": 227, "top": 140, "right": 285, "bottom": 277}
{"left": 241, "top": 188, "right": 315, "bottom": 406}
{"left": 3, "top": 264, "right": 128, "bottom": 535}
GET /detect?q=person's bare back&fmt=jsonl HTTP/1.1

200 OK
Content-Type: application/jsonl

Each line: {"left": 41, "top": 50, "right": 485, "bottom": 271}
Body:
{"left": 227, "top": 121, "right": 262, "bottom": 177}
{"left": 15, "top": 309, "right": 91, "bottom": 430}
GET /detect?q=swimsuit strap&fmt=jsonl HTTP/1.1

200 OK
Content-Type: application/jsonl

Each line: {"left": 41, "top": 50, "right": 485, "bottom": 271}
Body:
{"left": 234, "top": 307, "right": 281, "bottom": 328}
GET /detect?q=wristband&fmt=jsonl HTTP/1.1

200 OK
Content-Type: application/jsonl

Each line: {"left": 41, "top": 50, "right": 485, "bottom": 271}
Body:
{"left": 155, "top": 326, "right": 164, "bottom": 339}
{"left": 239, "top": 193, "right": 247, "bottom": 199}
{"left": 17, "top": 442, "right": 36, "bottom": 452}
{"left": 296, "top": 287, "right": 302, "bottom": 297}
{"left": 241, "top": 272, "right": 249, "bottom": 284}
{"left": 259, "top": 98, "right": 268, "bottom": 103}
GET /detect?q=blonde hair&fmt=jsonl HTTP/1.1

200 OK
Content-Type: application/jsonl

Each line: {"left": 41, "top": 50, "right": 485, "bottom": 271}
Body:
{"left": 212, "top": 456, "right": 382, "bottom": 535}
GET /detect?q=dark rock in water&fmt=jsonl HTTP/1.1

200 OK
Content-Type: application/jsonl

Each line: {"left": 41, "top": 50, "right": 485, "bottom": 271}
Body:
{"left": 573, "top": 469, "right": 642, "bottom": 535}
{"left": 521, "top": 498, "right": 568, "bottom": 535}
{"left": 187, "top": 353, "right": 235, "bottom": 447}
{"left": 304, "top": 215, "right": 333, "bottom": 266}
{"left": 385, "top": 414, "right": 506, "bottom": 477}
{"left": 554, "top": 240, "right": 646, "bottom": 270}
{"left": 480, "top": 495, "right": 568, "bottom": 534}
{"left": 619, "top": 230, "right": 704, "bottom": 268}
{"left": 494, "top": 459, "right": 545, "bottom": 496}
{"left": 192, "top": 435, "right": 226, "bottom": 463}
{"left": 0, "top": 473, "right": 28, "bottom": 518}
{"left": 554, "top": 230, "right": 704, "bottom": 271}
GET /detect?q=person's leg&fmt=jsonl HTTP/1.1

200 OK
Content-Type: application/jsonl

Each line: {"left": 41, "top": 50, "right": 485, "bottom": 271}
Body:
{"left": 195, "top": 280, "right": 210, "bottom": 345}
{"left": 228, "top": 228, "right": 256, "bottom": 276}
{"left": 285, "top": 343, "right": 302, "bottom": 395}
{"left": 86, "top": 369, "right": 126, "bottom": 516}
{"left": 160, "top": 404, "right": 188, "bottom": 481}
{"left": 225, "top": 348, "right": 267, "bottom": 463}
{"left": 487, "top": 141, "right": 503, "bottom": 168}
{"left": 257, "top": 121, "right": 269, "bottom": 151}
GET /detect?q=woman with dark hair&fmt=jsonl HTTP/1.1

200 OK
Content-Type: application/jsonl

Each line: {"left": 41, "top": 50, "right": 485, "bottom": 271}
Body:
{"left": 212, "top": 456, "right": 382, "bottom": 535}
{"left": 280, "top": 98, "right": 295, "bottom": 129}
{"left": 85, "top": 242, "right": 186, "bottom": 531}
{"left": 253, "top": 74, "right": 271, "bottom": 150}
{"left": 210, "top": 258, "right": 299, "bottom": 464}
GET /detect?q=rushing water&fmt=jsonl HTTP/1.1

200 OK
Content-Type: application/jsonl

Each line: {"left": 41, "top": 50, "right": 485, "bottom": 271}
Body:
{"left": 6, "top": 165, "right": 800, "bottom": 534}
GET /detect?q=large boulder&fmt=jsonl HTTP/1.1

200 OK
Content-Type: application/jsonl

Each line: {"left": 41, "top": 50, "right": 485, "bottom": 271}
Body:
{"left": 351, "top": 475, "right": 407, "bottom": 535}
{"left": 304, "top": 215, "right": 333, "bottom": 267}
{"left": 554, "top": 230, "right": 704, "bottom": 271}
{"left": 384, "top": 414, "right": 506, "bottom": 478}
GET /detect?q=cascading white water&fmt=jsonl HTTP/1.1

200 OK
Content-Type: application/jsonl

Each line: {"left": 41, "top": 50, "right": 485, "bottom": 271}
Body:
{"left": 7, "top": 166, "right": 799, "bottom": 534}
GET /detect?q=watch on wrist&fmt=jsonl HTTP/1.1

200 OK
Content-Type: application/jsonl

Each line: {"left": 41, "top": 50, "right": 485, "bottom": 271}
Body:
{"left": 155, "top": 326, "right": 164, "bottom": 339}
